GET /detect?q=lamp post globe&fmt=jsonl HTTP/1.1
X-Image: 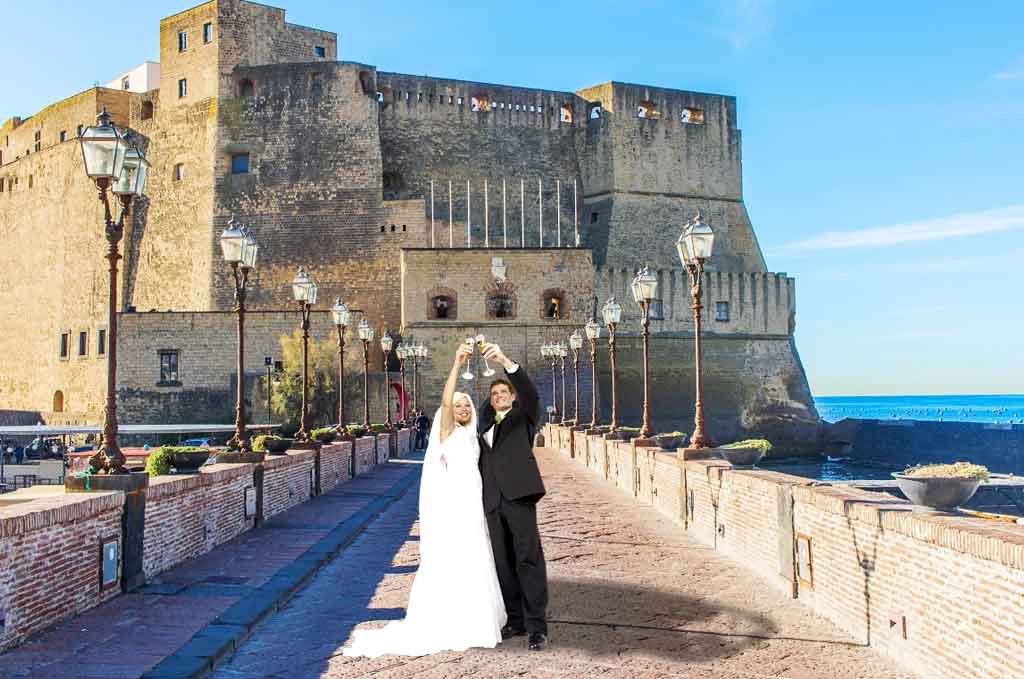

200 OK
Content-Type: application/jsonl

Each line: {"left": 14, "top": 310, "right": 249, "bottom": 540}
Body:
{"left": 79, "top": 109, "right": 129, "bottom": 182}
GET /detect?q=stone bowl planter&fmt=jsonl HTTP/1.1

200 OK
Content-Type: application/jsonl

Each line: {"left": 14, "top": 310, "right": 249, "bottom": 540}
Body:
{"left": 654, "top": 433, "right": 687, "bottom": 451}
{"left": 312, "top": 431, "right": 337, "bottom": 445}
{"left": 263, "top": 438, "right": 293, "bottom": 455}
{"left": 891, "top": 473, "right": 983, "bottom": 511}
{"left": 717, "top": 446, "right": 767, "bottom": 467}
{"left": 168, "top": 450, "right": 211, "bottom": 470}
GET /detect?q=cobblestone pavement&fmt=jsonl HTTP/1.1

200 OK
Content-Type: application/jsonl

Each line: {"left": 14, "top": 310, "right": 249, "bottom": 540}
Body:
{"left": 213, "top": 448, "right": 914, "bottom": 679}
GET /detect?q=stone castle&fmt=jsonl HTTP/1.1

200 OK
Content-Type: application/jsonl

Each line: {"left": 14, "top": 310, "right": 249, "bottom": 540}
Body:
{"left": 0, "top": 0, "right": 820, "bottom": 450}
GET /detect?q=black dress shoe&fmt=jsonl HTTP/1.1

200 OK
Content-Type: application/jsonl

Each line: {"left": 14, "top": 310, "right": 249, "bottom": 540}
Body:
{"left": 501, "top": 624, "right": 526, "bottom": 640}
{"left": 527, "top": 632, "right": 548, "bottom": 651}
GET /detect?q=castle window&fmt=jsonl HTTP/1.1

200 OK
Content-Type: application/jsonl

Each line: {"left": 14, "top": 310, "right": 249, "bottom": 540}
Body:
{"left": 681, "top": 107, "right": 705, "bottom": 124}
{"left": 529, "top": 105, "right": 535, "bottom": 112}
{"left": 559, "top": 104, "right": 573, "bottom": 123}
{"left": 541, "top": 288, "right": 568, "bottom": 320}
{"left": 178, "top": 78, "right": 187, "bottom": 98}
{"left": 239, "top": 78, "right": 255, "bottom": 98}
{"left": 203, "top": 22, "right": 213, "bottom": 43}
{"left": 457, "top": 97, "right": 464, "bottom": 106}
{"left": 390, "top": 224, "right": 396, "bottom": 232}
{"left": 488, "top": 293, "right": 515, "bottom": 319}
{"left": 428, "top": 291, "right": 457, "bottom": 320}
{"left": 28, "top": 175, "right": 33, "bottom": 189}
{"left": 97, "top": 329, "right": 106, "bottom": 356}
{"left": 314, "top": 46, "right": 326, "bottom": 58}
{"left": 141, "top": 101, "right": 154, "bottom": 120}
{"left": 589, "top": 103, "right": 602, "bottom": 120}
{"left": 417, "top": 92, "right": 423, "bottom": 102}
{"left": 76, "top": 124, "right": 83, "bottom": 137}
{"left": 402, "top": 224, "right": 407, "bottom": 232}
{"left": 159, "top": 350, "right": 180, "bottom": 384}
{"left": 638, "top": 100, "right": 661, "bottom": 119}
{"left": 78, "top": 331, "right": 88, "bottom": 357}
{"left": 448, "top": 96, "right": 454, "bottom": 104}
{"left": 122, "top": 77, "right": 130, "bottom": 90}
{"left": 380, "top": 224, "right": 385, "bottom": 232}
{"left": 52, "top": 390, "right": 64, "bottom": 413}
{"left": 471, "top": 94, "right": 491, "bottom": 112}
{"left": 59, "top": 332, "right": 69, "bottom": 359}
{"left": 231, "top": 153, "right": 250, "bottom": 174}
{"left": 716, "top": 301, "right": 730, "bottom": 322}
{"left": 178, "top": 31, "right": 188, "bottom": 52}
{"left": 59, "top": 130, "right": 66, "bottom": 142}
{"left": 173, "top": 163, "right": 185, "bottom": 181}
{"left": 590, "top": 211, "right": 598, "bottom": 224}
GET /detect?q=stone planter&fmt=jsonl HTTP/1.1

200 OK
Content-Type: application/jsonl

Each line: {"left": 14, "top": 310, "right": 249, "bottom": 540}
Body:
{"left": 718, "top": 446, "right": 767, "bottom": 467}
{"left": 891, "top": 473, "right": 983, "bottom": 511}
{"left": 263, "top": 438, "right": 293, "bottom": 454}
{"left": 654, "top": 434, "right": 686, "bottom": 451}
{"left": 168, "top": 451, "right": 211, "bottom": 470}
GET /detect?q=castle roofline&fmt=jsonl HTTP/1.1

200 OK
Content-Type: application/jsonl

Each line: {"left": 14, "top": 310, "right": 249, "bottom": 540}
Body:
{"left": 3, "top": 86, "right": 131, "bottom": 134}
{"left": 581, "top": 80, "right": 736, "bottom": 101}
{"left": 377, "top": 71, "right": 578, "bottom": 99}
{"left": 159, "top": 0, "right": 216, "bottom": 23}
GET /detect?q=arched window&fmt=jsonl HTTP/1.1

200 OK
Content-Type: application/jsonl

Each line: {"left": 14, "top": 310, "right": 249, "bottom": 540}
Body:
{"left": 588, "top": 103, "right": 602, "bottom": 120}
{"left": 53, "top": 390, "right": 64, "bottom": 413}
{"left": 141, "top": 101, "right": 154, "bottom": 120}
{"left": 239, "top": 78, "right": 255, "bottom": 98}
{"left": 383, "top": 171, "right": 404, "bottom": 199}
{"left": 637, "top": 100, "right": 661, "bottom": 119}
{"left": 540, "top": 288, "right": 569, "bottom": 320}
{"left": 559, "top": 104, "right": 574, "bottom": 124}
{"left": 485, "top": 280, "right": 517, "bottom": 320}
{"left": 471, "top": 94, "right": 491, "bottom": 112}
{"left": 427, "top": 288, "right": 457, "bottom": 320}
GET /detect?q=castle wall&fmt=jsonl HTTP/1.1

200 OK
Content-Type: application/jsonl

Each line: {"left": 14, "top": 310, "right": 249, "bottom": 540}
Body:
{"left": 376, "top": 73, "right": 588, "bottom": 248}
{"left": 0, "top": 89, "right": 134, "bottom": 422}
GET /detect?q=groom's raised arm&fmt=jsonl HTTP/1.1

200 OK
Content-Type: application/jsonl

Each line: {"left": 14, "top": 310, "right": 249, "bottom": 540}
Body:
{"left": 505, "top": 365, "right": 539, "bottom": 424}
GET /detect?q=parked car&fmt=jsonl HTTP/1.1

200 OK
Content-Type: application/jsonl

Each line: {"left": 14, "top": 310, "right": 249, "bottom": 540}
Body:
{"left": 180, "top": 437, "right": 214, "bottom": 448}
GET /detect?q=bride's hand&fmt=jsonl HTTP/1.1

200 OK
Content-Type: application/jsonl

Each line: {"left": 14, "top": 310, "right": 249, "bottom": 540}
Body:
{"left": 455, "top": 344, "right": 473, "bottom": 365}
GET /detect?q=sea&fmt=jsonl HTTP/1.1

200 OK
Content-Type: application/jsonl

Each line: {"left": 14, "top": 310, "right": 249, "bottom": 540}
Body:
{"left": 813, "top": 394, "right": 1024, "bottom": 425}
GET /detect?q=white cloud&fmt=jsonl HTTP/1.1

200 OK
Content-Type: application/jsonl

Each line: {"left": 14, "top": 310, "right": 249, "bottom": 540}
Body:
{"left": 770, "top": 205, "right": 1024, "bottom": 257}
{"left": 718, "top": 0, "right": 775, "bottom": 50}
{"left": 993, "top": 56, "right": 1024, "bottom": 81}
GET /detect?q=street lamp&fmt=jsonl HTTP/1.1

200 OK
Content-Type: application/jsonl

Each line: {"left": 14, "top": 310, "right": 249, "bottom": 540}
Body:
{"left": 331, "top": 297, "right": 351, "bottom": 430}
{"left": 79, "top": 109, "right": 149, "bottom": 474}
{"left": 396, "top": 345, "right": 408, "bottom": 424}
{"left": 556, "top": 342, "right": 568, "bottom": 425}
{"left": 677, "top": 211, "right": 716, "bottom": 449}
{"left": 585, "top": 318, "right": 601, "bottom": 430}
{"left": 291, "top": 267, "right": 318, "bottom": 443}
{"left": 358, "top": 319, "right": 374, "bottom": 427}
{"left": 410, "top": 343, "right": 425, "bottom": 413}
{"left": 264, "top": 357, "right": 275, "bottom": 423}
{"left": 568, "top": 330, "right": 583, "bottom": 426}
{"left": 220, "top": 217, "right": 258, "bottom": 452}
{"left": 381, "top": 333, "right": 395, "bottom": 429}
{"left": 541, "top": 343, "right": 559, "bottom": 423}
{"left": 602, "top": 298, "right": 622, "bottom": 434}
{"left": 631, "top": 267, "right": 659, "bottom": 440}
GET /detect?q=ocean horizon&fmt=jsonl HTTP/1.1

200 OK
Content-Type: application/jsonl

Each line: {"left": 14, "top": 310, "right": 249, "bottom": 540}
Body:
{"left": 813, "top": 393, "right": 1024, "bottom": 425}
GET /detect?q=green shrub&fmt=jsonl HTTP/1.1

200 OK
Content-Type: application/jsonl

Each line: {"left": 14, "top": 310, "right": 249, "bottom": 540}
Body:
{"left": 346, "top": 424, "right": 368, "bottom": 438}
{"left": 368, "top": 423, "right": 391, "bottom": 434}
{"left": 903, "top": 462, "right": 990, "bottom": 480}
{"left": 656, "top": 430, "right": 687, "bottom": 437}
{"left": 145, "top": 448, "right": 172, "bottom": 476}
{"left": 312, "top": 427, "right": 337, "bottom": 443}
{"left": 720, "top": 439, "right": 773, "bottom": 455}
{"left": 252, "top": 435, "right": 282, "bottom": 453}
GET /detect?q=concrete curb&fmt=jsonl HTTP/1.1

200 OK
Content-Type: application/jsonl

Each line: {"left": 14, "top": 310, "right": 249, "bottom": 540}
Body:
{"left": 140, "top": 462, "right": 420, "bottom": 679}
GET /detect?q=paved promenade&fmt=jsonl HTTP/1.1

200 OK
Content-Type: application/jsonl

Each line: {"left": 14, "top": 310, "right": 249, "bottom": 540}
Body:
{"left": 213, "top": 448, "right": 912, "bottom": 679}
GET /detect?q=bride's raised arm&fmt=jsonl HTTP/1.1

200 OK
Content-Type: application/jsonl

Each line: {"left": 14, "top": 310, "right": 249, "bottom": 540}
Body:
{"left": 440, "top": 344, "right": 473, "bottom": 443}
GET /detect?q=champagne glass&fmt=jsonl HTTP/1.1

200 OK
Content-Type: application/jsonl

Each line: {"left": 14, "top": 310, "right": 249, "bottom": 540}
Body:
{"left": 476, "top": 334, "right": 496, "bottom": 377}
{"left": 461, "top": 338, "right": 476, "bottom": 380}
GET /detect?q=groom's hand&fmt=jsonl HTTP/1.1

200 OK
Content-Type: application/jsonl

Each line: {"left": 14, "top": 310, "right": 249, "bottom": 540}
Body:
{"left": 482, "top": 343, "right": 516, "bottom": 371}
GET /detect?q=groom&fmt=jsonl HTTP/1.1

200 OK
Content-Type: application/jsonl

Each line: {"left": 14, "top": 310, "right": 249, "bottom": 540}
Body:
{"left": 477, "top": 343, "right": 549, "bottom": 651}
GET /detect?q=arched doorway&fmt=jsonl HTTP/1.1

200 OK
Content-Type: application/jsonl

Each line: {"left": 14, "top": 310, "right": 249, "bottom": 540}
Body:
{"left": 52, "top": 390, "right": 64, "bottom": 412}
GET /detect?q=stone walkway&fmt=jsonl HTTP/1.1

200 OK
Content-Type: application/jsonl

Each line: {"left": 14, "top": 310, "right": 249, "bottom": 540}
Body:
{"left": 212, "top": 448, "right": 914, "bottom": 679}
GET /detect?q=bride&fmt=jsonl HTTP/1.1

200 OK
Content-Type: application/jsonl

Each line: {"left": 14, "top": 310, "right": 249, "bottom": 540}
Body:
{"left": 343, "top": 344, "right": 506, "bottom": 657}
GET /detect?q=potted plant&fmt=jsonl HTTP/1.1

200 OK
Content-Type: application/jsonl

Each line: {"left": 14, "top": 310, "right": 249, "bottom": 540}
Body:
{"left": 654, "top": 431, "right": 687, "bottom": 451}
{"left": 145, "top": 446, "right": 211, "bottom": 476}
{"left": 610, "top": 426, "right": 641, "bottom": 441}
{"left": 892, "top": 462, "right": 989, "bottom": 511}
{"left": 311, "top": 427, "right": 337, "bottom": 444}
{"left": 346, "top": 424, "right": 368, "bottom": 439}
{"left": 253, "top": 434, "right": 292, "bottom": 455}
{"left": 718, "top": 439, "right": 773, "bottom": 467}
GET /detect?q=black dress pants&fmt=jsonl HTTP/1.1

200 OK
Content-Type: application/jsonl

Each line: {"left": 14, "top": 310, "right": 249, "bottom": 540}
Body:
{"left": 486, "top": 494, "right": 548, "bottom": 635}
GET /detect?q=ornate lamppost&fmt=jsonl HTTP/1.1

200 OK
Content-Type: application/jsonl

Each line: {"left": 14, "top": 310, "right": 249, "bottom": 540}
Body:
{"left": 331, "top": 297, "right": 351, "bottom": 430}
{"left": 411, "top": 343, "right": 426, "bottom": 413}
{"left": 381, "top": 333, "right": 395, "bottom": 429}
{"left": 585, "top": 318, "right": 601, "bottom": 430}
{"left": 396, "top": 345, "right": 408, "bottom": 424}
{"left": 220, "top": 218, "right": 259, "bottom": 452}
{"left": 358, "top": 319, "right": 374, "bottom": 427}
{"left": 291, "top": 268, "right": 318, "bottom": 444}
{"left": 556, "top": 342, "right": 568, "bottom": 425}
{"left": 79, "top": 109, "right": 149, "bottom": 474}
{"left": 677, "top": 212, "right": 716, "bottom": 449}
{"left": 568, "top": 330, "right": 583, "bottom": 426}
{"left": 541, "top": 343, "right": 559, "bottom": 423}
{"left": 631, "top": 267, "right": 659, "bottom": 441}
{"left": 602, "top": 298, "right": 622, "bottom": 435}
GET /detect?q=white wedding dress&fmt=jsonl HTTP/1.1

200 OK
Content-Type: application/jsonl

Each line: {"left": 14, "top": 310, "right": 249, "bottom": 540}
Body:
{"left": 343, "top": 398, "right": 506, "bottom": 657}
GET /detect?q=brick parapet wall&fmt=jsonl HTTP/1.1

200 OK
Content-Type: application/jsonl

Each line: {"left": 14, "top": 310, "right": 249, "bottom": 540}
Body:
{"left": 142, "top": 462, "right": 254, "bottom": 578}
{"left": 396, "top": 428, "right": 411, "bottom": 457}
{"left": 262, "top": 450, "right": 315, "bottom": 521}
{"left": 546, "top": 424, "right": 1024, "bottom": 679}
{"left": 353, "top": 436, "right": 377, "bottom": 475}
{"left": 0, "top": 492, "right": 124, "bottom": 651}
{"left": 318, "top": 442, "right": 352, "bottom": 494}
{"left": 376, "top": 434, "right": 391, "bottom": 465}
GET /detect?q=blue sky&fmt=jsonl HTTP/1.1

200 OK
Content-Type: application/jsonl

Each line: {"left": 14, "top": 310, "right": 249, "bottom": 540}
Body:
{"left": 3, "top": 0, "right": 1022, "bottom": 396}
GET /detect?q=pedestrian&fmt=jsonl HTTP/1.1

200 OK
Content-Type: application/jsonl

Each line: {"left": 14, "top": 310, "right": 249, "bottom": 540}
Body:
{"left": 415, "top": 410, "right": 430, "bottom": 450}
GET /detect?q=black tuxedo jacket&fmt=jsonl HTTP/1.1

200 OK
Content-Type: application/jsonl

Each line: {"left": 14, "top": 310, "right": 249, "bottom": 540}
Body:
{"left": 477, "top": 366, "right": 546, "bottom": 512}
